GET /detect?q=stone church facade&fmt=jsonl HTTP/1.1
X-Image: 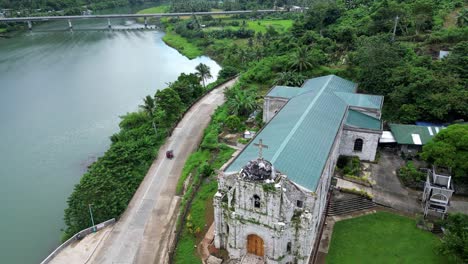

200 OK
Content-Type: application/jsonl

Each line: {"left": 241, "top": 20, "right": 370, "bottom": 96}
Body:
{"left": 214, "top": 75, "right": 383, "bottom": 263}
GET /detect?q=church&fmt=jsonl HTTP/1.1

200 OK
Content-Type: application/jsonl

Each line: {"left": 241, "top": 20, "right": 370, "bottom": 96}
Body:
{"left": 213, "top": 75, "right": 384, "bottom": 263}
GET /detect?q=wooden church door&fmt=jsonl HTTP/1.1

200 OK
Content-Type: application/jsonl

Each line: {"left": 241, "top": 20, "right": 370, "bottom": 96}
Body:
{"left": 247, "top": 234, "right": 264, "bottom": 256}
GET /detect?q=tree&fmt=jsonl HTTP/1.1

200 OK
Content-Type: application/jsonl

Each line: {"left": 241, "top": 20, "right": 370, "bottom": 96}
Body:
{"left": 351, "top": 35, "right": 406, "bottom": 95}
{"left": 411, "top": 0, "right": 434, "bottom": 35}
{"left": 305, "top": 0, "right": 340, "bottom": 36}
{"left": 195, "top": 63, "right": 212, "bottom": 89}
{"left": 274, "top": 71, "right": 306, "bottom": 86}
{"left": 170, "top": 73, "right": 203, "bottom": 105}
{"left": 218, "top": 66, "right": 238, "bottom": 79}
{"left": 290, "top": 45, "right": 317, "bottom": 72}
{"left": 226, "top": 87, "right": 257, "bottom": 117}
{"left": 421, "top": 124, "right": 468, "bottom": 179}
{"left": 440, "top": 213, "right": 468, "bottom": 263}
{"left": 139, "top": 95, "right": 157, "bottom": 135}
{"left": 457, "top": 8, "right": 468, "bottom": 27}
{"left": 155, "top": 88, "right": 183, "bottom": 124}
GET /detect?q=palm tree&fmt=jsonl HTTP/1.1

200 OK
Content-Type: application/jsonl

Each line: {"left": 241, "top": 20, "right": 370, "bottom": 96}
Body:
{"left": 227, "top": 89, "right": 257, "bottom": 117}
{"left": 274, "top": 71, "right": 306, "bottom": 87}
{"left": 457, "top": 8, "right": 468, "bottom": 27}
{"left": 290, "top": 45, "right": 314, "bottom": 72}
{"left": 139, "top": 95, "right": 157, "bottom": 135}
{"left": 195, "top": 63, "right": 212, "bottom": 89}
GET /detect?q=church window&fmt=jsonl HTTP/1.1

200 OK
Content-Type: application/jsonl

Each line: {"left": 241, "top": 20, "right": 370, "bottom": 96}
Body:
{"left": 286, "top": 242, "right": 291, "bottom": 253}
{"left": 354, "top": 138, "right": 363, "bottom": 152}
{"left": 296, "top": 200, "right": 303, "bottom": 208}
{"left": 253, "top": 194, "right": 261, "bottom": 208}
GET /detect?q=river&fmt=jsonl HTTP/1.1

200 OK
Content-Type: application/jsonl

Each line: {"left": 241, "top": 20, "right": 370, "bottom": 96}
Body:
{"left": 0, "top": 16, "right": 220, "bottom": 263}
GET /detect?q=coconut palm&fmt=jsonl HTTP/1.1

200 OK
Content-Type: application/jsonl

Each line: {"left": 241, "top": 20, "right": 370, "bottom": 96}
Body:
{"left": 290, "top": 45, "right": 314, "bottom": 72}
{"left": 226, "top": 89, "right": 257, "bottom": 117}
{"left": 139, "top": 95, "right": 157, "bottom": 135}
{"left": 274, "top": 71, "right": 306, "bottom": 87}
{"left": 195, "top": 63, "right": 212, "bottom": 89}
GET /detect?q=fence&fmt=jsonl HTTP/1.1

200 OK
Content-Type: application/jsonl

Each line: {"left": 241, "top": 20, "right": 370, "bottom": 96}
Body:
{"left": 40, "top": 218, "right": 116, "bottom": 264}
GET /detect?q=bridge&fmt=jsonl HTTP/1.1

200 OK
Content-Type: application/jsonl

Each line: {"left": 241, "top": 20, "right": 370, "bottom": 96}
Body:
{"left": 0, "top": 9, "right": 283, "bottom": 30}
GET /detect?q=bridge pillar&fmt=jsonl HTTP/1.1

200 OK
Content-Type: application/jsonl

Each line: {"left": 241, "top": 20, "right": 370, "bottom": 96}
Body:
{"left": 68, "top": 19, "right": 73, "bottom": 30}
{"left": 27, "top": 20, "right": 32, "bottom": 30}
{"left": 107, "top": 18, "right": 112, "bottom": 29}
{"left": 144, "top": 17, "right": 148, "bottom": 28}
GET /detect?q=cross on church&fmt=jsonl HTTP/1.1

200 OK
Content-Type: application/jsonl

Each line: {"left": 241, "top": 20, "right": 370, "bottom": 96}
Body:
{"left": 254, "top": 139, "right": 268, "bottom": 159}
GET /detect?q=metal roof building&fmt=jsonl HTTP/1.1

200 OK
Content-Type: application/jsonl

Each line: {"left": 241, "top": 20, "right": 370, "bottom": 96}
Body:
{"left": 225, "top": 75, "right": 383, "bottom": 191}
{"left": 388, "top": 124, "right": 445, "bottom": 145}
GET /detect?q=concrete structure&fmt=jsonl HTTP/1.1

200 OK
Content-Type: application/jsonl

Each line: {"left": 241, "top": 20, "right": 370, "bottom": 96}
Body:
{"left": 423, "top": 166, "right": 454, "bottom": 218}
{"left": 214, "top": 75, "right": 383, "bottom": 263}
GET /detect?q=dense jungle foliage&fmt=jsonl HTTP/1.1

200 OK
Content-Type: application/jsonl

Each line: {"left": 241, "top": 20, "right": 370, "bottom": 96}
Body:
{"left": 165, "top": 0, "right": 467, "bottom": 124}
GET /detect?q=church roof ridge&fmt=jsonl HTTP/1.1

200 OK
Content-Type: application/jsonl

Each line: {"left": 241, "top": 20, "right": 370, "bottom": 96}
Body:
{"left": 225, "top": 75, "right": 381, "bottom": 191}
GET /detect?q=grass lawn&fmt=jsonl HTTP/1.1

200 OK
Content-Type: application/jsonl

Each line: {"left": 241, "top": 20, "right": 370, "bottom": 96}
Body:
{"left": 137, "top": 5, "right": 169, "bottom": 14}
{"left": 162, "top": 26, "right": 203, "bottom": 59}
{"left": 0, "top": 28, "right": 6, "bottom": 33}
{"left": 327, "top": 212, "right": 452, "bottom": 264}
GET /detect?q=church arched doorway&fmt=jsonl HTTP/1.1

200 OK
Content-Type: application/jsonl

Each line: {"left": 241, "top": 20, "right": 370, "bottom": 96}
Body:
{"left": 247, "top": 234, "right": 264, "bottom": 256}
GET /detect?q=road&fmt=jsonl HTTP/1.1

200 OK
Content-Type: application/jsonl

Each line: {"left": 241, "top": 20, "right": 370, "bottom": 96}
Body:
{"left": 88, "top": 78, "right": 237, "bottom": 264}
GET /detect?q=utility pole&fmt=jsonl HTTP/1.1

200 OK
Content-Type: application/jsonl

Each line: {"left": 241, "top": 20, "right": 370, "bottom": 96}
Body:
{"left": 88, "top": 204, "right": 96, "bottom": 232}
{"left": 392, "top": 15, "right": 399, "bottom": 42}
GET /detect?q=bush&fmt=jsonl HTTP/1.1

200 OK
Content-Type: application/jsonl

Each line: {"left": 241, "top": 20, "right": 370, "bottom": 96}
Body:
{"left": 199, "top": 162, "right": 214, "bottom": 177}
{"left": 225, "top": 115, "right": 242, "bottom": 132}
{"left": 398, "top": 161, "right": 425, "bottom": 185}
{"left": 338, "top": 156, "right": 361, "bottom": 176}
{"left": 440, "top": 213, "right": 468, "bottom": 263}
{"left": 218, "top": 66, "right": 239, "bottom": 79}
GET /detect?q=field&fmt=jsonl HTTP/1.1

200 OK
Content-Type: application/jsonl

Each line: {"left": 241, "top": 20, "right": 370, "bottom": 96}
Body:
{"left": 327, "top": 212, "right": 454, "bottom": 264}
{"left": 136, "top": 5, "right": 169, "bottom": 14}
{"left": 162, "top": 26, "right": 203, "bottom": 59}
{"left": 203, "top": 19, "right": 293, "bottom": 33}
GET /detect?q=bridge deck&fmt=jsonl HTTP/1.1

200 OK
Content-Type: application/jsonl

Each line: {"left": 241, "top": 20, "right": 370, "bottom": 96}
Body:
{"left": 0, "top": 9, "right": 283, "bottom": 22}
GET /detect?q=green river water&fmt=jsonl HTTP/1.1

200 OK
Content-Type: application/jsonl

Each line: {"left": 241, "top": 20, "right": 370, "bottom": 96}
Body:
{"left": 0, "top": 15, "right": 220, "bottom": 263}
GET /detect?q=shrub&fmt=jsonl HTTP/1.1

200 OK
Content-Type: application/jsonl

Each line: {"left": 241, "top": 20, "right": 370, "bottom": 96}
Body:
{"left": 199, "top": 162, "right": 214, "bottom": 177}
{"left": 225, "top": 115, "right": 242, "bottom": 132}
{"left": 218, "top": 66, "right": 239, "bottom": 79}
{"left": 398, "top": 161, "right": 425, "bottom": 184}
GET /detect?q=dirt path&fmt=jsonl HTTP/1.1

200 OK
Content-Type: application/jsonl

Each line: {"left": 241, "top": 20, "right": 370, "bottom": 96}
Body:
{"left": 85, "top": 78, "right": 237, "bottom": 264}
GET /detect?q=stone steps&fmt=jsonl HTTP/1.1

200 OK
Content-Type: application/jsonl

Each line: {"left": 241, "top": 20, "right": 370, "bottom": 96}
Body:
{"left": 432, "top": 224, "right": 443, "bottom": 234}
{"left": 327, "top": 196, "right": 375, "bottom": 216}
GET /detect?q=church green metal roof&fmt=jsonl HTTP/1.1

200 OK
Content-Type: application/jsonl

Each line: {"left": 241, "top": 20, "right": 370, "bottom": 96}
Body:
{"left": 334, "top": 92, "right": 383, "bottom": 109}
{"left": 225, "top": 75, "right": 383, "bottom": 191}
{"left": 346, "top": 110, "right": 382, "bottom": 130}
{"left": 389, "top": 124, "right": 445, "bottom": 145}
{"left": 266, "top": 86, "right": 302, "bottom": 98}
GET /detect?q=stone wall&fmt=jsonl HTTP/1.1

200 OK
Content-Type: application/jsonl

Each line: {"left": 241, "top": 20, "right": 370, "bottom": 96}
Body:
{"left": 214, "top": 172, "right": 317, "bottom": 264}
{"left": 263, "top": 97, "right": 288, "bottom": 123}
{"left": 339, "top": 127, "right": 380, "bottom": 161}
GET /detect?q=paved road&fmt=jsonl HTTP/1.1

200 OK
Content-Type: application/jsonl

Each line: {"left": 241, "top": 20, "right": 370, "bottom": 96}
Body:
{"left": 89, "top": 78, "right": 237, "bottom": 264}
